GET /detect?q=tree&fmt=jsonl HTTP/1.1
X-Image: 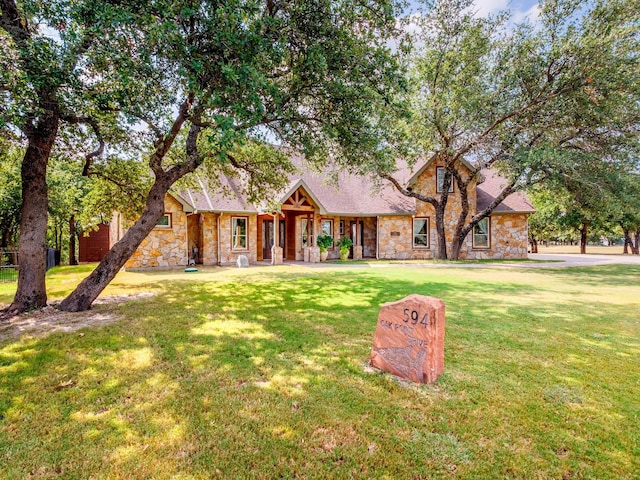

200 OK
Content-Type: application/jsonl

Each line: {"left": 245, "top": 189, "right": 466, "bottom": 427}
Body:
{"left": 57, "top": 0, "right": 405, "bottom": 312}
{"left": 1, "top": 0, "right": 126, "bottom": 313}
{"left": 381, "top": 0, "right": 640, "bottom": 259}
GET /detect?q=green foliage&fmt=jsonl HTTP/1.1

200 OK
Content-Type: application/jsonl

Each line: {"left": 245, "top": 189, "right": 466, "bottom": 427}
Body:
{"left": 336, "top": 236, "right": 353, "bottom": 251}
{"left": 316, "top": 234, "right": 334, "bottom": 252}
{"left": 0, "top": 137, "right": 22, "bottom": 248}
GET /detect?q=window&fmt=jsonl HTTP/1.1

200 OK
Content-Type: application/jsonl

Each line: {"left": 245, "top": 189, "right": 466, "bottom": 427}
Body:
{"left": 156, "top": 213, "right": 172, "bottom": 228}
{"left": 321, "top": 219, "right": 334, "bottom": 247}
{"left": 436, "top": 167, "right": 454, "bottom": 193}
{"left": 339, "top": 220, "right": 344, "bottom": 235}
{"left": 413, "top": 217, "right": 429, "bottom": 248}
{"left": 301, "top": 218, "right": 313, "bottom": 247}
{"left": 473, "top": 218, "right": 490, "bottom": 248}
{"left": 232, "top": 217, "right": 248, "bottom": 250}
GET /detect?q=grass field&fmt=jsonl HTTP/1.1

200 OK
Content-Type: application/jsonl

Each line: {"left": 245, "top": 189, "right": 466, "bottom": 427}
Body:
{"left": 537, "top": 245, "right": 626, "bottom": 255}
{"left": 1, "top": 264, "right": 639, "bottom": 479}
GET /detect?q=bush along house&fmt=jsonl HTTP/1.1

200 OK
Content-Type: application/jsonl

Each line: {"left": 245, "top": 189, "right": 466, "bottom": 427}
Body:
{"left": 110, "top": 154, "right": 534, "bottom": 268}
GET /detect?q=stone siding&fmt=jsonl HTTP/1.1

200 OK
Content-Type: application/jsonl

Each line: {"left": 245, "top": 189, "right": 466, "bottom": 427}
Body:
{"left": 200, "top": 213, "right": 218, "bottom": 265}
{"left": 465, "top": 213, "right": 529, "bottom": 259}
{"left": 218, "top": 213, "right": 258, "bottom": 265}
{"left": 377, "top": 216, "right": 433, "bottom": 260}
{"left": 124, "top": 195, "right": 188, "bottom": 269}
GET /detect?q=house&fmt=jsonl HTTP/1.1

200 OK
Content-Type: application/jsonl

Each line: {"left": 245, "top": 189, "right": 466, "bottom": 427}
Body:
{"left": 111, "top": 154, "right": 534, "bottom": 269}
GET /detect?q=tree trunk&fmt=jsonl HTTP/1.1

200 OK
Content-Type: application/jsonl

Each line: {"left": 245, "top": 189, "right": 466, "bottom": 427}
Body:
{"left": 449, "top": 232, "right": 466, "bottom": 260}
{"left": 8, "top": 117, "right": 59, "bottom": 314}
{"left": 58, "top": 180, "right": 171, "bottom": 312}
{"left": 633, "top": 229, "right": 640, "bottom": 255}
{"left": 69, "top": 215, "right": 77, "bottom": 266}
{"left": 530, "top": 238, "right": 538, "bottom": 254}
{"left": 433, "top": 202, "right": 448, "bottom": 260}
{"left": 579, "top": 223, "right": 588, "bottom": 254}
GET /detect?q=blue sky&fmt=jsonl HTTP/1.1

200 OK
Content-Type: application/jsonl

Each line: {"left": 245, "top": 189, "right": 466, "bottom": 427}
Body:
{"left": 406, "top": 0, "right": 541, "bottom": 21}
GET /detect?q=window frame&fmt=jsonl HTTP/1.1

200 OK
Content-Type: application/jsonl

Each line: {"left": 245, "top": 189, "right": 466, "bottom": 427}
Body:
{"left": 436, "top": 167, "right": 454, "bottom": 193}
{"left": 321, "top": 219, "right": 334, "bottom": 248}
{"left": 472, "top": 217, "right": 491, "bottom": 249}
{"left": 412, "top": 217, "right": 430, "bottom": 249}
{"left": 155, "top": 213, "right": 172, "bottom": 229}
{"left": 231, "top": 216, "right": 249, "bottom": 251}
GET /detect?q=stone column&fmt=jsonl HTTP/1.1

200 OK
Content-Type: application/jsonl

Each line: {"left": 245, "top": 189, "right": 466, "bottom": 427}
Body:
{"left": 303, "top": 246, "right": 310, "bottom": 262}
{"left": 353, "top": 245, "right": 363, "bottom": 260}
{"left": 309, "top": 246, "right": 320, "bottom": 263}
{"left": 271, "top": 246, "right": 283, "bottom": 265}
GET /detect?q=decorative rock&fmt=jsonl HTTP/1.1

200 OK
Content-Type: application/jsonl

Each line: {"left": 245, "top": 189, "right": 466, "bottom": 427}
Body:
{"left": 236, "top": 255, "right": 249, "bottom": 268}
{"left": 370, "top": 294, "right": 445, "bottom": 384}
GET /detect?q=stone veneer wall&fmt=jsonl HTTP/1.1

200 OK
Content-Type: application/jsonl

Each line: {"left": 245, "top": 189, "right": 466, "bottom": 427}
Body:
{"left": 124, "top": 195, "right": 188, "bottom": 269}
{"left": 464, "top": 213, "right": 529, "bottom": 259}
{"left": 377, "top": 215, "right": 433, "bottom": 260}
{"left": 218, "top": 213, "right": 257, "bottom": 265}
{"left": 200, "top": 213, "right": 218, "bottom": 265}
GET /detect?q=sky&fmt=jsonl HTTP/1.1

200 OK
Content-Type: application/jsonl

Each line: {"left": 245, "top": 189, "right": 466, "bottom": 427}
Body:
{"left": 406, "top": 0, "right": 541, "bottom": 21}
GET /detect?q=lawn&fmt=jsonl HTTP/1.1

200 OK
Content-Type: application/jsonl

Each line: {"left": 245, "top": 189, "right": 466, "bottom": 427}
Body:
{"left": 1, "top": 264, "right": 639, "bottom": 479}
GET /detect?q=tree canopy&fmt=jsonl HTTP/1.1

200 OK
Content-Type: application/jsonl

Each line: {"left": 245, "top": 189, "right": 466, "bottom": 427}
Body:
{"left": 383, "top": 0, "right": 640, "bottom": 259}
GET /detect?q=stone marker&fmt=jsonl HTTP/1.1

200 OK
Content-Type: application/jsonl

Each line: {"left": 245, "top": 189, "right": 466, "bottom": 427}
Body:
{"left": 236, "top": 255, "right": 249, "bottom": 268}
{"left": 370, "top": 294, "right": 445, "bottom": 384}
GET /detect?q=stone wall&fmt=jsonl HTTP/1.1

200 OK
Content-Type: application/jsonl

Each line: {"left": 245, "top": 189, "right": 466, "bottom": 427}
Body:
{"left": 218, "top": 213, "right": 258, "bottom": 265}
{"left": 377, "top": 215, "right": 433, "bottom": 260}
{"left": 124, "top": 195, "right": 188, "bottom": 269}
{"left": 465, "top": 213, "right": 529, "bottom": 259}
{"left": 200, "top": 213, "right": 218, "bottom": 265}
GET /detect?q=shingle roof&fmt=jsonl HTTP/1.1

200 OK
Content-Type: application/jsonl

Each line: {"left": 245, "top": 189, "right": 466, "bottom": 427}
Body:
{"left": 476, "top": 169, "right": 535, "bottom": 213}
{"left": 177, "top": 152, "right": 533, "bottom": 216}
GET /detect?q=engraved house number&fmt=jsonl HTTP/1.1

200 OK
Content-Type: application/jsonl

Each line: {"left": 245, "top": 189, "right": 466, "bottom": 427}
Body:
{"left": 402, "top": 308, "right": 432, "bottom": 328}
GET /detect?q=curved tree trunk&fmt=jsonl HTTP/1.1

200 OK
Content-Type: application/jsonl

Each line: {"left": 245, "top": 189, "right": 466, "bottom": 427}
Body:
{"left": 530, "top": 237, "right": 538, "bottom": 253}
{"left": 58, "top": 179, "right": 172, "bottom": 312}
{"left": 8, "top": 117, "right": 59, "bottom": 314}
{"left": 623, "top": 229, "right": 631, "bottom": 254}
{"left": 434, "top": 202, "right": 448, "bottom": 260}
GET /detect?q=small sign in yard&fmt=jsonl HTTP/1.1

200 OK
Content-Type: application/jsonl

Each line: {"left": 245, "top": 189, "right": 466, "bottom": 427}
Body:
{"left": 370, "top": 294, "right": 445, "bottom": 384}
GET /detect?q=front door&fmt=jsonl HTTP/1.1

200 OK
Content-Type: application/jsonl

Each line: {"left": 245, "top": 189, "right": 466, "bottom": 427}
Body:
{"left": 350, "top": 221, "right": 364, "bottom": 258}
{"left": 263, "top": 220, "right": 274, "bottom": 259}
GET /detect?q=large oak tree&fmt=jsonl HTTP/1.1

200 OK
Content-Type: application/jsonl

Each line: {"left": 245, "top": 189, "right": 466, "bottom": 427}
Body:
{"left": 382, "top": 0, "right": 640, "bottom": 259}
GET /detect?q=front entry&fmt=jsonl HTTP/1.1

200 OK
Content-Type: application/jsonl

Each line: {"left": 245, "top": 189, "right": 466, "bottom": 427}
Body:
{"left": 262, "top": 220, "right": 285, "bottom": 260}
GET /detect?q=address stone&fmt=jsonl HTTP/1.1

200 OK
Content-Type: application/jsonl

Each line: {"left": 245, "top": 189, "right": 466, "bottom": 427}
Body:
{"left": 370, "top": 294, "right": 445, "bottom": 384}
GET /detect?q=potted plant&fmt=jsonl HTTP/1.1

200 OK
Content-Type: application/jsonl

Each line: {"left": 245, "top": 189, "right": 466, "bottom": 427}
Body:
{"left": 316, "top": 234, "right": 333, "bottom": 261}
{"left": 336, "top": 236, "right": 353, "bottom": 260}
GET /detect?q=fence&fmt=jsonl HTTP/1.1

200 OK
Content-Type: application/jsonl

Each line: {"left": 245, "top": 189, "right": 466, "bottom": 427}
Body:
{"left": 0, "top": 249, "right": 18, "bottom": 283}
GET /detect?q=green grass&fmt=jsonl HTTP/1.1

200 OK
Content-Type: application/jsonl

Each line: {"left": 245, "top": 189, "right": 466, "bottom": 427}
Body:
{"left": 1, "top": 264, "right": 639, "bottom": 479}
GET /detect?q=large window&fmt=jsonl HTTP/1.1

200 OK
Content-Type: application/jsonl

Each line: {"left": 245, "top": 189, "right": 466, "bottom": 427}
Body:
{"left": 436, "top": 167, "right": 454, "bottom": 193}
{"left": 321, "top": 219, "right": 334, "bottom": 247}
{"left": 473, "top": 217, "right": 490, "bottom": 248}
{"left": 155, "top": 213, "right": 172, "bottom": 228}
{"left": 301, "top": 218, "right": 313, "bottom": 247}
{"left": 413, "top": 217, "right": 429, "bottom": 248}
{"left": 232, "top": 217, "right": 248, "bottom": 250}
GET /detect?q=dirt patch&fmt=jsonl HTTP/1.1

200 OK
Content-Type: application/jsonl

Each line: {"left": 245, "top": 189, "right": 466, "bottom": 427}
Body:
{"left": 0, "top": 292, "right": 156, "bottom": 343}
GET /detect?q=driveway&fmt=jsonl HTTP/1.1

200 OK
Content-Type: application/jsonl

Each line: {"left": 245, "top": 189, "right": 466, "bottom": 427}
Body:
{"left": 526, "top": 253, "right": 640, "bottom": 267}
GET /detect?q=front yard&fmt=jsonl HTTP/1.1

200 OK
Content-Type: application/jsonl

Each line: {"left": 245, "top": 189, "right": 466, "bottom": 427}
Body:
{"left": 1, "top": 264, "right": 639, "bottom": 478}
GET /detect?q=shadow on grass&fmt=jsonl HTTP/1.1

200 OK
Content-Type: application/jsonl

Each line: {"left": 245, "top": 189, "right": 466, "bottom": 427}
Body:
{"left": 1, "top": 266, "right": 639, "bottom": 478}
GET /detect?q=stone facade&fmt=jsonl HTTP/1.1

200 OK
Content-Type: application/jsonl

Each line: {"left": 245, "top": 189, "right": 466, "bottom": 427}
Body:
{"left": 464, "top": 213, "right": 529, "bottom": 259}
{"left": 119, "top": 158, "right": 529, "bottom": 268}
{"left": 124, "top": 196, "right": 189, "bottom": 269}
{"left": 378, "top": 215, "right": 433, "bottom": 260}
{"left": 217, "top": 213, "right": 258, "bottom": 265}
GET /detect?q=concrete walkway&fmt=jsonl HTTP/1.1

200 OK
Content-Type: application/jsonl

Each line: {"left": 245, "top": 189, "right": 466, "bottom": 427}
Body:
{"left": 273, "top": 253, "right": 640, "bottom": 269}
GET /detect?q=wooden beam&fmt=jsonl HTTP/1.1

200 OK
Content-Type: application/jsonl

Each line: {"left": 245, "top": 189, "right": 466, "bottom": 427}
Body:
{"left": 281, "top": 204, "right": 315, "bottom": 212}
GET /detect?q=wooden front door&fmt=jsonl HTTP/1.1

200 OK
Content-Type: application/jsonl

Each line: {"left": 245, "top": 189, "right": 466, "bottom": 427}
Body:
{"left": 263, "top": 220, "right": 274, "bottom": 259}
{"left": 350, "top": 220, "right": 364, "bottom": 258}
